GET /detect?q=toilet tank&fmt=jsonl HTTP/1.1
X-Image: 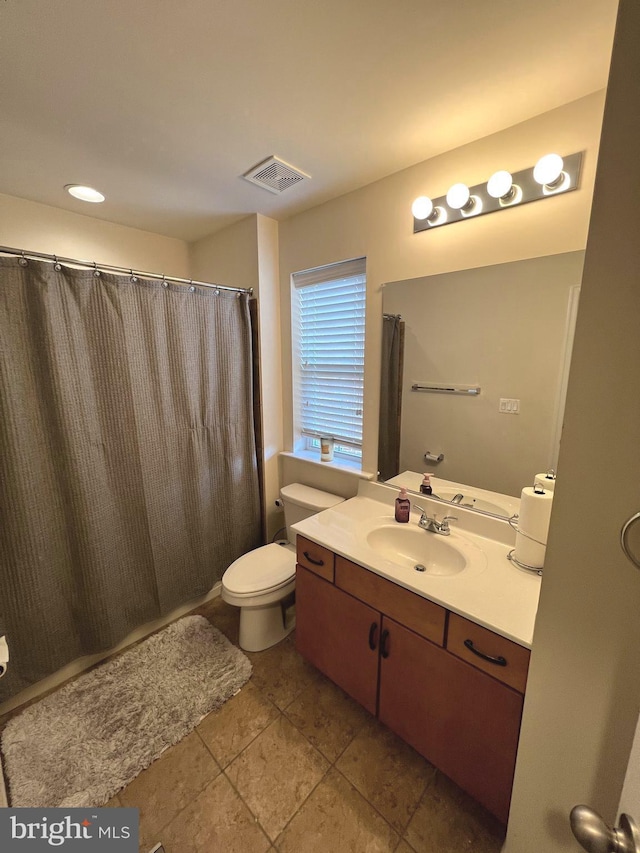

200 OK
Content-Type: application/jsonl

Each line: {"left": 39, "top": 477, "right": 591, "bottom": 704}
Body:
{"left": 280, "top": 483, "right": 344, "bottom": 541}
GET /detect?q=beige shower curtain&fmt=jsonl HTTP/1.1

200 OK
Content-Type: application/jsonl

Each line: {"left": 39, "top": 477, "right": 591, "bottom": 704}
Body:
{"left": 0, "top": 256, "right": 261, "bottom": 701}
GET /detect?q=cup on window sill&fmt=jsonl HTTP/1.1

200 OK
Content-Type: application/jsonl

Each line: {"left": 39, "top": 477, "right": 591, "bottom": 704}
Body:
{"left": 320, "top": 436, "right": 335, "bottom": 462}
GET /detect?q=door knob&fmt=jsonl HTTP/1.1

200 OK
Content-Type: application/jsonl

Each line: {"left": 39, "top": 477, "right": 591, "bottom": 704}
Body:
{"left": 570, "top": 805, "right": 640, "bottom": 853}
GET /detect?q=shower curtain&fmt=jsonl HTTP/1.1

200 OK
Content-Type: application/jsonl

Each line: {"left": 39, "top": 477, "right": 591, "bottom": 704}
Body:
{"left": 378, "top": 314, "right": 404, "bottom": 481}
{"left": 0, "top": 256, "right": 261, "bottom": 701}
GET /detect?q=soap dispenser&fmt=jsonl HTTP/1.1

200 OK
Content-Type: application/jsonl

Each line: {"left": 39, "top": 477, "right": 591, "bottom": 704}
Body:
{"left": 420, "top": 473, "right": 433, "bottom": 495}
{"left": 395, "top": 487, "right": 411, "bottom": 523}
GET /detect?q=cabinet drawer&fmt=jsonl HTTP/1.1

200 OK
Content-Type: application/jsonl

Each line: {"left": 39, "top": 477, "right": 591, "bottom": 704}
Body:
{"left": 446, "top": 613, "right": 530, "bottom": 694}
{"left": 335, "top": 556, "right": 446, "bottom": 646}
{"left": 296, "top": 536, "right": 335, "bottom": 582}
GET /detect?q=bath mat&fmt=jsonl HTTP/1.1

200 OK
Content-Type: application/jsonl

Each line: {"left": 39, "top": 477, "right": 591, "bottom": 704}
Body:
{"left": 1, "top": 615, "right": 251, "bottom": 808}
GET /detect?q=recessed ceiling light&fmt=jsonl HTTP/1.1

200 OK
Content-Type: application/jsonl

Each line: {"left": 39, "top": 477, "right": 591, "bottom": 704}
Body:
{"left": 65, "top": 184, "right": 105, "bottom": 203}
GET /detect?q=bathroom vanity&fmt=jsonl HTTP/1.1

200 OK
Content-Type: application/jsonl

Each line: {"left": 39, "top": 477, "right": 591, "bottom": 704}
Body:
{"left": 291, "top": 481, "right": 540, "bottom": 824}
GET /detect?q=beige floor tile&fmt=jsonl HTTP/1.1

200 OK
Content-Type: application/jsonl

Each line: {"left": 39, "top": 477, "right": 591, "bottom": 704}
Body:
{"left": 192, "top": 596, "right": 240, "bottom": 646}
{"left": 119, "top": 731, "right": 219, "bottom": 849}
{"left": 403, "top": 771, "right": 505, "bottom": 853}
{"left": 276, "top": 767, "right": 399, "bottom": 853}
{"left": 160, "top": 773, "right": 270, "bottom": 853}
{"left": 336, "top": 718, "right": 436, "bottom": 833}
{"left": 197, "top": 681, "right": 279, "bottom": 768}
{"left": 226, "top": 714, "right": 329, "bottom": 841}
{"left": 284, "top": 676, "right": 371, "bottom": 762}
{"left": 396, "top": 842, "right": 416, "bottom": 853}
{"left": 248, "top": 635, "right": 321, "bottom": 711}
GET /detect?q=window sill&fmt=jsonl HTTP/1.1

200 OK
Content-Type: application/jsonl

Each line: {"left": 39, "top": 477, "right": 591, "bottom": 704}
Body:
{"left": 279, "top": 450, "right": 377, "bottom": 481}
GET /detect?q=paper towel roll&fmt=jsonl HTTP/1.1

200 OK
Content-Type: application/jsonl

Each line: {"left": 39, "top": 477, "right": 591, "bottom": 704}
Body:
{"left": 514, "top": 486, "right": 554, "bottom": 569}
{"left": 534, "top": 472, "right": 557, "bottom": 492}
{"left": 0, "top": 636, "right": 8, "bottom": 679}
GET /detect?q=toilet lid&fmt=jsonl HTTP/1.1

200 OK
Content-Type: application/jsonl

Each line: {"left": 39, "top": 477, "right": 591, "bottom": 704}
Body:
{"left": 223, "top": 543, "right": 296, "bottom": 595}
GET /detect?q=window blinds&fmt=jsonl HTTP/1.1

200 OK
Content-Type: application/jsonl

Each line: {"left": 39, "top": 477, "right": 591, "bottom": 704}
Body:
{"left": 292, "top": 258, "right": 366, "bottom": 450}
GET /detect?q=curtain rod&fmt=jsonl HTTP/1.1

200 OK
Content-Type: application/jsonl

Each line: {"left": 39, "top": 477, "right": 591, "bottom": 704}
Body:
{"left": 383, "top": 312, "right": 402, "bottom": 320}
{"left": 0, "top": 245, "right": 254, "bottom": 296}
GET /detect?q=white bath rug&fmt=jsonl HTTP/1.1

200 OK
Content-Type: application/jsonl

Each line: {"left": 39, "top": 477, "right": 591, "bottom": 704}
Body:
{"left": 1, "top": 615, "right": 251, "bottom": 808}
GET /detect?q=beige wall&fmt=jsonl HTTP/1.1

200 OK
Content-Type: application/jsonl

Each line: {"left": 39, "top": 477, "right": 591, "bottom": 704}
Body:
{"left": 506, "top": 0, "right": 640, "bottom": 847}
{"left": 278, "top": 92, "right": 606, "bottom": 494}
{"left": 0, "top": 192, "right": 190, "bottom": 276}
{"left": 188, "top": 214, "right": 258, "bottom": 290}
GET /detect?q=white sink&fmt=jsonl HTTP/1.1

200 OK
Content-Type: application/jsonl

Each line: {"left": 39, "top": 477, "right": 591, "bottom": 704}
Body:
{"left": 366, "top": 524, "right": 470, "bottom": 576}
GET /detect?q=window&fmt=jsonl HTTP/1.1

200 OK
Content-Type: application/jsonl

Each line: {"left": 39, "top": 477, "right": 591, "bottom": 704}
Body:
{"left": 291, "top": 257, "right": 366, "bottom": 462}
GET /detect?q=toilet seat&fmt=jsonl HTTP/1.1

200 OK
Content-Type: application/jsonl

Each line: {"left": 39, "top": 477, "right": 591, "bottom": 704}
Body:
{"left": 222, "top": 543, "right": 295, "bottom": 597}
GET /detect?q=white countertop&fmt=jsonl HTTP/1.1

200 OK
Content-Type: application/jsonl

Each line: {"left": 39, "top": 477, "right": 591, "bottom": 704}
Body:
{"left": 292, "top": 481, "right": 541, "bottom": 649}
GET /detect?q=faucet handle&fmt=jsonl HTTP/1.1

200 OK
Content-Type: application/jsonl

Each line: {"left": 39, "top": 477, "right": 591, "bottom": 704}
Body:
{"left": 440, "top": 515, "right": 458, "bottom": 531}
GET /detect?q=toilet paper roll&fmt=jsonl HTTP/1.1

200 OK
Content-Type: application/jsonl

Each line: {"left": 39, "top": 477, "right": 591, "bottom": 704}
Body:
{"left": 0, "top": 636, "right": 8, "bottom": 679}
{"left": 534, "top": 472, "right": 557, "bottom": 492}
{"left": 514, "top": 486, "right": 554, "bottom": 569}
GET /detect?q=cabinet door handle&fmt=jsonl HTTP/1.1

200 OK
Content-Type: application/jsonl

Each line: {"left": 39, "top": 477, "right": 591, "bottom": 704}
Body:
{"left": 303, "top": 551, "right": 324, "bottom": 567}
{"left": 463, "top": 638, "right": 507, "bottom": 667}
{"left": 368, "top": 622, "right": 378, "bottom": 650}
{"left": 381, "top": 628, "right": 390, "bottom": 659}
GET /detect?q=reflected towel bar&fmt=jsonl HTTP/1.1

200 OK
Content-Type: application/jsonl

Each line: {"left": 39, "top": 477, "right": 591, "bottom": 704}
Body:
{"left": 411, "top": 383, "right": 481, "bottom": 395}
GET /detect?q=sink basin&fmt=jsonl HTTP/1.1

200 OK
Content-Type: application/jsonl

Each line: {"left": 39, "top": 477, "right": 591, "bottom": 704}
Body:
{"left": 366, "top": 525, "right": 469, "bottom": 576}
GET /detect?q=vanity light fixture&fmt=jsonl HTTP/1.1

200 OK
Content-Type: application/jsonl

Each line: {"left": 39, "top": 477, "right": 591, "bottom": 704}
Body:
{"left": 65, "top": 184, "right": 106, "bottom": 203}
{"left": 446, "top": 183, "right": 482, "bottom": 218}
{"left": 412, "top": 151, "right": 583, "bottom": 234}
{"left": 411, "top": 195, "right": 446, "bottom": 226}
{"left": 446, "top": 183, "right": 472, "bottom": 210}
{"left": 533, "top": 153, "right": 569, "bottom": 193}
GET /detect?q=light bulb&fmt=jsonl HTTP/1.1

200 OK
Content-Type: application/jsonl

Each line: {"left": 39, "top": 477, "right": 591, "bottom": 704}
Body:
{"left": 446, "top": 183, "right": 471, "bottom": 210}
{"left": 411, "top": 196, "right": 434, "bottom": 220}
{"left": 533, "top": 154, "right": 564, "bottom": 187}
{"left": 487, "top": 170, "right": 514, "bottom": 199}
{"left": 65, "top": 184, "right": 106, "bottom": 203}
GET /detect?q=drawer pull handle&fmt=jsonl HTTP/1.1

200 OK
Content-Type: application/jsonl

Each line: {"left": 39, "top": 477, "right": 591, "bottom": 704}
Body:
{"left": 464, "top": 639, "right": 507, "bottom": 667}
{"left": 381, "top": 628, "right": 390, "bottom": 659}
{"left": 303, "top": 551, "right": 324, "bottom": 567}
{"left": 368, "top": 622, "right": 378, "bottom": 650}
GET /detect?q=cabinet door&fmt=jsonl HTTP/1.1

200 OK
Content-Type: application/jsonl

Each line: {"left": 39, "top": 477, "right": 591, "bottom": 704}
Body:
{"left": 295, "top": 565, "right": 380, "bottom": 715}
{"left": 378, "top": 616, "right": 523, "bottom": 824}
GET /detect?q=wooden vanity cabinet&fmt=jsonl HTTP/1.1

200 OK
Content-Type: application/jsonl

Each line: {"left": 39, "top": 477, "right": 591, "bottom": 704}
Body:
{"left": 295, "top": 564, "right": 380, "bottom": 714}
{"left": 378, "top": 616, "right": 522, "bottom": 823}
{"left": 294, "top": 541, "right": 530, "bottom": 824}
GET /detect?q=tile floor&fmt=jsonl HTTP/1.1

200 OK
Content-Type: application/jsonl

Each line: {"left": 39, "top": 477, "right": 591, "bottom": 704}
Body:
{"left": 111, "top": 597, "right": 506, "bottom": 853}
{"left": 2, "top": 596, "right": 506, "bottom": 852}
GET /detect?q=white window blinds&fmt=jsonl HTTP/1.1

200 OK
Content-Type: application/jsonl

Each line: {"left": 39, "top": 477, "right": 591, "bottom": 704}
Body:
{"left": 292, "top": 258, "right": 366, "bottom": 453}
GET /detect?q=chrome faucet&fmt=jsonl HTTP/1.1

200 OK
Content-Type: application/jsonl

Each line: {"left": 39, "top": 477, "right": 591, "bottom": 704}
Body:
{"left": 413, "top": 504, "right": 458, "bottom": 536}
{"left": 451, "top": 493, "right": 464, "bottom": 504}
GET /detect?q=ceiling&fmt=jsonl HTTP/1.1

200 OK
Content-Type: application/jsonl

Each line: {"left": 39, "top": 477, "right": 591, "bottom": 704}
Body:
{"left": 0, "top": 0, "right": 619, "bottom": 243}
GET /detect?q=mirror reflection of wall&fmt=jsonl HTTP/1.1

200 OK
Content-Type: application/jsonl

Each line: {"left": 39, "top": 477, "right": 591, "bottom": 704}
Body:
{"left": 380, "top": 251, "right": 584, "bottom": 499}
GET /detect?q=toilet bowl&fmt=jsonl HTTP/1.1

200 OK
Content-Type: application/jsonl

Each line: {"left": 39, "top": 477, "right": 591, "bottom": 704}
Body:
{"left": 222, "top": 483, "right": 344, "bottom": 652}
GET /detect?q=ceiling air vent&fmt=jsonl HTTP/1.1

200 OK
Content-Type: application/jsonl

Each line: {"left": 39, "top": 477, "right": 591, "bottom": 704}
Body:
{"left": 242, "top": 156, "right": 310, "bottom": 195}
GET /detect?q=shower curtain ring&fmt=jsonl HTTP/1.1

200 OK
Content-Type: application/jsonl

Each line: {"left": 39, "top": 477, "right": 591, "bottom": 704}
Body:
{"left": 189, "top": 280, "right": 195, "bottom": 292}
{"left": 162, "top": 275, "right": 168, "bottom": 288}
{"left": 53, "top": 255, "right": 62, "bottom": 271}
{"left": 19, "top": 251, "right": 28, "bottom": 267}
{"left": 130, "top": 269, "right": 138, "bottom": 283}
{"left": 93, "top": 261, "right": 101, "bottom": 278}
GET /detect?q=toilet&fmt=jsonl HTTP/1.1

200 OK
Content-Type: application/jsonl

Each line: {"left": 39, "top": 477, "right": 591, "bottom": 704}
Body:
{"left": 221, "top": 483, "right": 344, "bottom": 652}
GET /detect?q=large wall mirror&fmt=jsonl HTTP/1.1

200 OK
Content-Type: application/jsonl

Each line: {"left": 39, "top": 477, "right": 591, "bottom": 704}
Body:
{"left": 379, "top": 251, "right": 585, "bottom": 517}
